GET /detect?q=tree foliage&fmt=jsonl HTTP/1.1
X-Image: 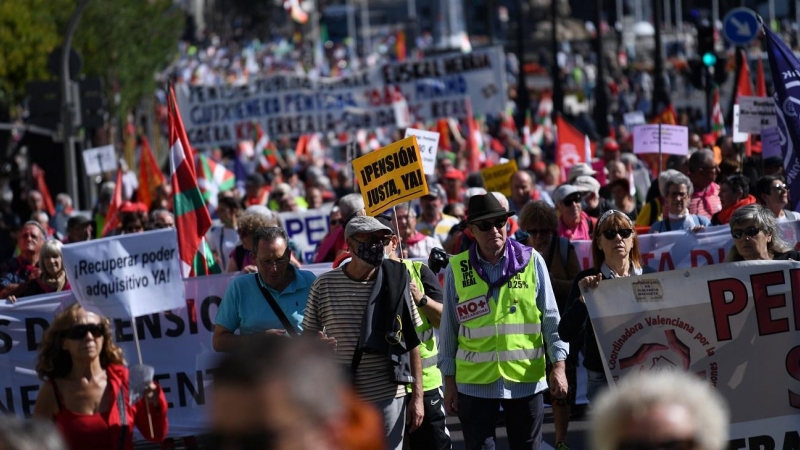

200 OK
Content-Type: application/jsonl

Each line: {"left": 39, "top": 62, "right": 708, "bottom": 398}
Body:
{"left": 0, "top": 0, "right": 61, "bottom": 106}
{"left": 0, "top": 0, "right": 182, "bottom": 118}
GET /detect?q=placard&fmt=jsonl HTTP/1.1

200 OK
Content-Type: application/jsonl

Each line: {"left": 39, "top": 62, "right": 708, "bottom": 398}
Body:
{"left": 352, "top": 136, "right": 429, "bottom": 216}
{"left": 278, "top": 205, "right": 333, "bottom": 264}
{"left": 761, "top": 126, "right": 782, "bottom": 159}
{"left": 404, "top": 128, "right": 440, "bottom": 176}
{"left": 738, "top": 96, "right": 777, "bottom": 134}
{"left": 480, "top": 160, "right": 518, "bottom": 197}
{"left": 632, "top": 124, "right": 689, "bottom": 155}
{"left": 623, "top": 111, "right": 646, "bottom": 129}
{"left": 62, "top": 229, "right": 186, "bottom": 318}
{"left": 732, "top": 105, "right": 749, "bottom": 143}
{"left": 82, "top": 145, "right": 118, "bottom": 176}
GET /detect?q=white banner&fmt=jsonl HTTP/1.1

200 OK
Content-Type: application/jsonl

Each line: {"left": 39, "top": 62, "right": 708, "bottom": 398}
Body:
{"left": 584, "top": 261, "right": 800, "bottom": 444}
{"left": 738, "top": 96, "right": 778, "bottom": 134}
{"left": 62, "top": 229, "right": 185, "bottom": 318}
{"left": 176, "top": 47, "right": 507, "bottom": 146}
{"left": 278, "top": 205, "right": 333, "bottom": 264}
{"left": 570, "top": 221, "right": 800, "bottom": 271}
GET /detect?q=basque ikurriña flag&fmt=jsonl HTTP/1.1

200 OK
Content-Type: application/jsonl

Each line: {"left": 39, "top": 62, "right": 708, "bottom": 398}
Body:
{"left": 764, "top": 25, "right": 800, "bottom": 212}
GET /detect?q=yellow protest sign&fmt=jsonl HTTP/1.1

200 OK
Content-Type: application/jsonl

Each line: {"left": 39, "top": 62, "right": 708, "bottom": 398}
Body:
{"left": 352, "top": 136, "right": 429, "bottom": 216}
{"left": 480, "top": 160, "right": 518, "bottom": 197}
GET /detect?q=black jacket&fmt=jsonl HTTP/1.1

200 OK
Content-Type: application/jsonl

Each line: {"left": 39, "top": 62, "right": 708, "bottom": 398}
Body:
{"left": 357, "top": 259, "right": 421, "bottom": 384}
{"left": 558, "top": 265, "right": 656, "bottom": 372}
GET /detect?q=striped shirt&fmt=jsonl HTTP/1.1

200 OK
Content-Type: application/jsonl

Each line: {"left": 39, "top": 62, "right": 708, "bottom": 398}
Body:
{"left": 302, "top": 266, "right": 422, "bottom": 403}
{"left": 689, "top": 182, "right": 722, "bottom": 219}
{"left": 439, "top": 249, "right": 568, "bottom": 399}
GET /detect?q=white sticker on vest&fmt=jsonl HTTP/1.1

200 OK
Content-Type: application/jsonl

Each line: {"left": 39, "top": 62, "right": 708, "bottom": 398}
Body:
{"left": 456, "top": 295, "right": 491, "bottom": 323}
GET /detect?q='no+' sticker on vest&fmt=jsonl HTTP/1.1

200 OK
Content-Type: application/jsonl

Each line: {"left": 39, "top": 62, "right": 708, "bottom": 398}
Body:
{"left": 456, "top": 295, "right": 491, "bottom": 323}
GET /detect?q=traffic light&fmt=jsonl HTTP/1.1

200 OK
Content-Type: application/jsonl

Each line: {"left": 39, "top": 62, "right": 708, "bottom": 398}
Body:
{"left": 697, "top": 24, "right": 716, "bottom": 67}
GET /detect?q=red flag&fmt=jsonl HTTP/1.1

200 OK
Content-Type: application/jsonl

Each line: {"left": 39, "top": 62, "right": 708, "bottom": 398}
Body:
{"left": 396, "top": 30, "right": 407, "bottom": 61}
{"left": 556, "top": 115, "right": 593, "bottom": 182}
{"left": 651, "top": 104, "right": 678, "bottom": 125}
{"left": 30, "top": 164, "right": 55, "bottom": 217}
{"left": 102, "top": 169, "right": 123, "bottom": 237}
{"left": 436, "top": 119, "right": 451, "bottom": 151}
{"left": 137, "top": 136, "right": 166, "bottom": 209}
{"left": 711, "top": 87, "right": 726, "bottom": 139}
{"left": 736, "top": 49, "right": 754, "bottom": 102}
{"left": 465, "top": 98, "right": 481, "bottom": 173}
{"left": 756, "top": 55, "right": 767, "bottom": 97}
{"left": 169, "top": 86, "right": 214, "bottom": 277}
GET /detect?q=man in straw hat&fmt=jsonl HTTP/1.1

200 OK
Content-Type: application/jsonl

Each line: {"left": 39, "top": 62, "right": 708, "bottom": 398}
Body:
{"left": 439, "top": 193, "right": 568, "bottom": 449}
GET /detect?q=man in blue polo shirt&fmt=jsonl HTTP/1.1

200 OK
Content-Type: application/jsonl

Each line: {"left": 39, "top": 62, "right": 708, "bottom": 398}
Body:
{"left": 213, "top": 226, "right": 316, "bottom": 352}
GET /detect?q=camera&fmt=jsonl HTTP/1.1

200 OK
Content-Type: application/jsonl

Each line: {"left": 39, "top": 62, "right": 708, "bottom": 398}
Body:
{"left": 428, "top": 247, "right": 450, "bottom": 274}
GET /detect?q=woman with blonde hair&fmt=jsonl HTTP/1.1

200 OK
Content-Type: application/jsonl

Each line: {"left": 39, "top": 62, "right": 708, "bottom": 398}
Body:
{"left": 558, "top": 210, "right": 655, "bottom": 403}
{"left": 7, "top": 240, "right": 71, "bottom": 302}
{"left": 33, "top": 303, "right": 168, "bottom": 449}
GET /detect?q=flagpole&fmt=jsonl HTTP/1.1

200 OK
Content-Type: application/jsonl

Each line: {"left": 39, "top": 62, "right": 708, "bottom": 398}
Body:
{"left": 131, "top": 320, "right": 155, "bottom": 439}
{"left": 658, "top": 123, "right": 663, "bottom": 175}
{"left": 393, "top": 205, "right": 404, "bottom": 258}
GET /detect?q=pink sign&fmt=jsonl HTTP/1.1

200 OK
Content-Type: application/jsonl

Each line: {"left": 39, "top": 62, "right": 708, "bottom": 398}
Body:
{"left": 632, "top": 124, "right": 689, "bottom": 156}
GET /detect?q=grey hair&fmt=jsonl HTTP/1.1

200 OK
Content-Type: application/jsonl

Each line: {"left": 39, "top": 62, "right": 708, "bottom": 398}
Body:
{"left": 389, "top": 203, "right": 416, "bottom": 218}
{"left": 663, "top": 172, "right": 694, "bottom": 197}
{"left": 491, "top": 192, "right": 510, "bottom": 211}
{"left": 619, "top": 152, "right": 638, "bottom": 167}
{"left": 55, "top": 193, "right": 72, "bottom": 208}
{"left": 338, "top": 193, "right": 365, "bottom": 225}
{"left": 149, "top": 208, "right": 173, "bottom": 223}
{"left": 40, "top": 239, "right": 63, "bottom": 261}
{"left": 0, "top": 416, "right": 66, "bottom": 450}
{"left": 657, "top": 169, "right": 683, "bottom": 197}
{"left": 252, "top": 226, "right": 290, "bottom": 254}
{"left": 23, "top": 220, "right": 47, "bottom": 240}
{"left": 591, "top": 370, "right": 729, "bottom": 450}
{"left": 727, "top": 203, "right": 792, "bottom": 261}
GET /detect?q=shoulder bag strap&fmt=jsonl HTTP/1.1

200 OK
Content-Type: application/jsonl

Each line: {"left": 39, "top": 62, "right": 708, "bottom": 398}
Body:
{"left": 254, "top": 274, "right": 299, "bottom": 337}
{"left": 116, "top": 387, "right": 127, "bottom": 450}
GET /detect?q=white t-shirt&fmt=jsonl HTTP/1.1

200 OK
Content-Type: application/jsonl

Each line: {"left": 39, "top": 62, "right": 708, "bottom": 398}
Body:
{"left": 206, "top": 225, "right": 239, "bottom": 269}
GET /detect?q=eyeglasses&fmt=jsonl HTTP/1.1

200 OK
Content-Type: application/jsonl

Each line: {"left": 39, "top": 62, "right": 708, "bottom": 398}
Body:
{"left": 329, "top": 219, "right": 341, "bottom": 226}
{"left": 259, "top": 251, "right": 291, "bottom": 269}
{"left": 602, "top": 228, "right": 634, "bottom": 239}
{"left": 617, "top": 439, "right": 697, "bottom": 450}
{"left": 63, "top": 323, "right": 105, "bottom": 340}
{"left": 772, "top": 183, "right": 788, "bottom": 193}
{"left": 563, "top": 194, "right": 583, "bottom": 207}
{"left": 472, "top": 219, "right": 508, "bottom": 232}
{"left": 701, "top": 165, "right": 720, "bottom": 172}
{"left": 668, "top": 190, "right": 688, "bottom": 199}
{"left": 731, "top": 226, "right": 761, "bottom": 239}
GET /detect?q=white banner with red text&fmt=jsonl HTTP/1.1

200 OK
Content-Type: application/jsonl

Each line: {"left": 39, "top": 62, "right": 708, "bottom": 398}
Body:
{"left": 584, "top": 261, "right": 800, "bottom": 447}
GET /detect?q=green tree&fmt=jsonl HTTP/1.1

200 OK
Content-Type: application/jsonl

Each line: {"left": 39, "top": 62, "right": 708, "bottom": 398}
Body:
{"left": 0, "top": 0, "right": 60, "bottom": 105}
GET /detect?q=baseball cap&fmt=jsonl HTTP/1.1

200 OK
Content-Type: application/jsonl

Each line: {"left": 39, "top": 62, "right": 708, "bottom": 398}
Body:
{"left": 442, "top": 169, "right": 466, "bottom": 181}
{"left": 67, "top": 214, "right": 92, "bottom": 229}
{"left": 345, "top": 216, "right": 392, "bottom": 239}
{"left": 552, "top": 184, "right": 587, "bottom": 205}
{"left": 573, "top": 175, "right": 601, "bottom": 193}
{"left": 568, "top": 163, "right": 597, "bottom": 182}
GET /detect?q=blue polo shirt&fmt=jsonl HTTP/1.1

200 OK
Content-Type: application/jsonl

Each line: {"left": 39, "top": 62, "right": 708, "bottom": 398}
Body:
{"left": 215, "top": 266, "right": 315, "bottom": 335}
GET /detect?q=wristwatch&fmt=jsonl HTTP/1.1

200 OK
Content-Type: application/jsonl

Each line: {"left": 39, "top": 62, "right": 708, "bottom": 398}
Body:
{"left": 416, "top": 295, "right": 428, "bottom": 308}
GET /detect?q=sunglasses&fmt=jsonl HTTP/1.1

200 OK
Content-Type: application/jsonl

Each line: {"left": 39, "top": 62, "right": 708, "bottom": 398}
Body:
{"left": 472, "top": 219, "right": 508, "bottom": 232}
{"left": 772, "top": 184, "right": 788, "bottom": 193}
{"left": 731, "top": 226, "right": 761, "bottom": 239}
{"left": 329, "top": 219, "right": 341, "bottom": 226}
{"left": 563, "top": 194, "right": 583, "bottom": 207}
{"left": 618, "top": 439, "right": 697, "bottom": 450}
{"left": 602, "top": 228, "right": 634, "bottom": 239}
{"left": 63, "top": 323, "right": 105, "bottom": 340}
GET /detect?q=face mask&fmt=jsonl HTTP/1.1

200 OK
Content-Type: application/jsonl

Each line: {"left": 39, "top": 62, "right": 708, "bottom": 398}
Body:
{"left": 356, "top": 241, "right": 385, "bottom": 266}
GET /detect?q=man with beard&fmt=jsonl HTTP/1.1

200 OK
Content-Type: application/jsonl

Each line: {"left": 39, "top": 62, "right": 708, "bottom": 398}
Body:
{"left": 302, "top": 216, "right": 424, "bottom": 450}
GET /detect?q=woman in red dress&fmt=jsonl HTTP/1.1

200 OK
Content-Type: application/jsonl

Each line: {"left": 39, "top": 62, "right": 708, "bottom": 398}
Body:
{"left": 33, "top": 303, "right": 168, "bottom": 449}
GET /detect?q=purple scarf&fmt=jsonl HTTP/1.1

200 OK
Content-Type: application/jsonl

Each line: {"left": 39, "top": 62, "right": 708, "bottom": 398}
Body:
{"left": 468, "top": 238, "right": 532, "bottom": 289}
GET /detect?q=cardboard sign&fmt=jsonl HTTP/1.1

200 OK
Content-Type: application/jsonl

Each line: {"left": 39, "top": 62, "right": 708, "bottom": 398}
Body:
{"left": 82, "top": 145, "right": 118, "bottom": 176}
{"left": 738, "top": 96, "right": 777, "bottom": 134}
{"left": 404, "top": 128, "right": 440, "bottom": 176}
{"left": 761, "top": 126, "right": 782, "bottom": 158}
{"left": 480, "top": 160, "right": 518, "bottom": 197}
{"left": 62, "top": 229, "right": 185, "bottom": 318}
{"left": 732, "top": 105, "right": 749, "bottom": 143}
{"left": 352, "top": 136, "right": 429, "bottom": 216}
{"left": 623, "top": 111, "right": 646, "bottom": 129}
{"left": 632, "top": 124, "right": 689, "bottom": 155}
{"left": 585, "top": 261, "right": 800, "bottom": 445}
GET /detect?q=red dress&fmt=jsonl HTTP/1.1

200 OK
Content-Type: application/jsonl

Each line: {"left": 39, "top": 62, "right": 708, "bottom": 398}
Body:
{"left": 51, "top": 364, "right": 169, "bottom": 450}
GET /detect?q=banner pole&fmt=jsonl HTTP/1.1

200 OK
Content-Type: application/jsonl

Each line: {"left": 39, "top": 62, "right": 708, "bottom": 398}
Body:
{"left": 393, "top": 205, "right": 404, "bottom": 258}
{"left": 658, "top": 123, "right": 663, "bottom": 175}
{"left": 132, "top": 319, "right": 155, "bottom": 438}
